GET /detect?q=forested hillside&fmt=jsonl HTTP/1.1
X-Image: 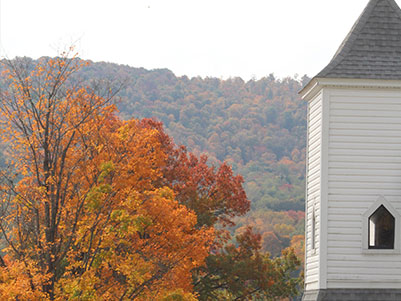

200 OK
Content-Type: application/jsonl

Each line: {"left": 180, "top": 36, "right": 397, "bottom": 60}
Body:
{"left": 0, "top": 57, "right": 308, "bottom": 258}
{"left": 77, "top": 61, "right": 309, "bottom": 257}
{"left": 83, "top": 63, "right": 308, "bottom": 208}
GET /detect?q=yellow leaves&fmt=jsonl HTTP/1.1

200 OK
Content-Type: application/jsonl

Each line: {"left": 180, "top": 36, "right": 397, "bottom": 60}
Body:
{"left": 74, "top": 180, "right": 213, "bottom": 298}
{"left": 161, "top": 289, "right": 198, "bottom": 301}
{"left": 0, "top": 257, "right": 50, "bottom": 300}
{"left": 0, "top": 53, "right": 217, "bottom": 300}
{"left": 98, "top": 161, "right": 114, "bottom": 183}
{"left": 58, "top": 270, "right": 98, "bottom": 301}
{"left": 85, "top": 184, "right": 112, "bottom": 211}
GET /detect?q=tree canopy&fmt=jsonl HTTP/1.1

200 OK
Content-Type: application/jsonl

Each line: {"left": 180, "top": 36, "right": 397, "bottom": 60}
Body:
{"left": 0, "top": 54, "right": 302, "bottom": 299}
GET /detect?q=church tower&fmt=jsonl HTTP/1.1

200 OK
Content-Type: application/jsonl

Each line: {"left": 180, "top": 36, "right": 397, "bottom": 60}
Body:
{"left": 301, "top": 0, "right": 401, "bottom": 300}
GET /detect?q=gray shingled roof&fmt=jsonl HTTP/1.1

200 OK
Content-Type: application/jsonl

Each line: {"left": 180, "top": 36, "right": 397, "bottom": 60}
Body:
{"left": 316, "top": 0, "right": 401, "bottom": 79}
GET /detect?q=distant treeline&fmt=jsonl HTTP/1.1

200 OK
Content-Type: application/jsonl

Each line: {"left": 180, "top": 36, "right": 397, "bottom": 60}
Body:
{"left": 80, "top": 62, "right": 309, "bottom": 210}
{"left": 78, "top": 61, "right": 309, "bottom": 256}
{"left": 1, "top": 57, "right": 309, "bottom": 257}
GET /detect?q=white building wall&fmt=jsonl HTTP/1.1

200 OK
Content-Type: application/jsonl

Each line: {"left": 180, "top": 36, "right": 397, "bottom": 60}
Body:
{"left": 326, "top": 87, "right": 401, "bottom": 288}
{"left": 305, "top": 91, "right": 322, "bottom": 290}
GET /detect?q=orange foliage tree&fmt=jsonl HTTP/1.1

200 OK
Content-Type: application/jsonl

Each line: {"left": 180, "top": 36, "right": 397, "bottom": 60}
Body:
{"left": 138, "top": 120, "right": 301, "bottom": 300}
{"left": 0, "top": 54, "right": 213, "bottom": 300}
{"left": 140, "top": 119, "right": 249, "bottom": 230}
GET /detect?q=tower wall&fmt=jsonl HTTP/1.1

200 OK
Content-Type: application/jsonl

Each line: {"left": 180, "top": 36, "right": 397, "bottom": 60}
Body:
{"left": 303, "top": 83, "right": 401, "bottom": 300}
{"left": 305, "top": 91, "right": 323, "bottom": 290}
{"left": 325, "top": 87, "right": 401, "bottom": 288}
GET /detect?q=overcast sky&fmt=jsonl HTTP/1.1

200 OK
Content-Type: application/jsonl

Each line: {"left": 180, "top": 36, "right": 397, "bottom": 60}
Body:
{"left": 0, "top": 0, "right": 388, "bottom": 80}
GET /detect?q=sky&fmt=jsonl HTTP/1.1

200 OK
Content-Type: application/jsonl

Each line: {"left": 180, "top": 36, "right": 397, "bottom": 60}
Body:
{"left": 0, "top": 0, "right": 389, "bottom": 80}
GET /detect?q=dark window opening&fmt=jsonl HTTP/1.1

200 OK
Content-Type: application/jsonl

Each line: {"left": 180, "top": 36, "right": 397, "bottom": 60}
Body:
{"left": 369, "top": 205, "right": 395, "bottom": 249}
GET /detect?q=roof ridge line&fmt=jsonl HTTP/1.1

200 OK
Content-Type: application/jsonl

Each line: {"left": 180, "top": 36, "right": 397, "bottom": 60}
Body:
{"left": 387, "top": 0, "right": 401, "bottom": 12}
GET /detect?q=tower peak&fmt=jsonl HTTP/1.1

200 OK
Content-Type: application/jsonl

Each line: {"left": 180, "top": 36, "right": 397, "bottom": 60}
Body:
{"left": 316, "top": 0, "right": 401, "bottom": 80}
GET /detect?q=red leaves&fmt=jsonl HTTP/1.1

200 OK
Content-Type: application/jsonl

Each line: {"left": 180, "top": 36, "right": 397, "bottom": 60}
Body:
{"left": 0, "top": 57, "right": 216, "bottom": 300}
{"left": 236, "top": 226, "right": 262, "bottom": 254}
{"left": 0, "top": 55, "right": 301, "bottom": 300}
{"left": 138, "top": 118, "right": 250, "bottom": 229}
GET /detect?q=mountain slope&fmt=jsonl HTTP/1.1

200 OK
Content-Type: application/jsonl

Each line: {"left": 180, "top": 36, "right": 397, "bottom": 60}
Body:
{"left": 79, "top": 62, "right": 309, "bottom": 213}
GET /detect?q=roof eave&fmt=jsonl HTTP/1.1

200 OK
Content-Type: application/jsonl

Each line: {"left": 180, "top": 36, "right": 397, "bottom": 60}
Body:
{"left": 300, "top": 77, "right": 401, "bottom": 101}
{"left": 299, "top": 78, "right": 319, "bottom": 101}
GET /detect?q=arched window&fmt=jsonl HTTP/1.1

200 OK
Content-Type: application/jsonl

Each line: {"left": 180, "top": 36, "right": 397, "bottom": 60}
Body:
{"left": 368, "top": 205, "right": 395, "bottom": 249}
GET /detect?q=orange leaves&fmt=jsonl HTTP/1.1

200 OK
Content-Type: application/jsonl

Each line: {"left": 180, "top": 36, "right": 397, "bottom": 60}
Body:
{"left": 66, "top": 116, "right": 214, "bottom": 298}
{"left": 290, "top": 234, "right": 305, "bottom": 266}
{"left": 139, "top": 119, "right": 250, "bottom": 230}
{"left": 0, "top": 54, "right": 217, "bottom": 300}
{"left": 0, "top": 256, "right": 49, "bottom": 300}
{"left": 55, "top": 118, "right": 215, "bottom": 299}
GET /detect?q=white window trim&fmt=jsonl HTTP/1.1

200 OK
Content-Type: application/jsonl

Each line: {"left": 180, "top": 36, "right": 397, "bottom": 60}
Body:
{"left": 362, "top": 195, "right": 401, "bottom": 254}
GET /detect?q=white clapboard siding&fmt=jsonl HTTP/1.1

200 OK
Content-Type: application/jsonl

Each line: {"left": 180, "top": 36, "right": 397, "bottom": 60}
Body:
{"left": 326, "top": 89, "right": 401, "bottom": 288}
{"left": 305, "top": 92, "right": 322, "bottom": 289}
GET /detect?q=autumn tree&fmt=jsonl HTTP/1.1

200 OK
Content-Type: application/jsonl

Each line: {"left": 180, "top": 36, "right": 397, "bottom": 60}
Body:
{"left": 77, "top": 62, "right": 308, "bottom": 268}
{"left": 0, "top": 53, "right": 302, "bottom": 300}
{"left": 139, "top": 120, "right": 302, "bottom": 300}
{"left": 137, "top": 119, "right": 249, "bottom": 230}
{"left": 194, "top": 228, "right": 301, "bottom": 300}
{"left": 0, "top": 53, "right": 213, "bottom": 300}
